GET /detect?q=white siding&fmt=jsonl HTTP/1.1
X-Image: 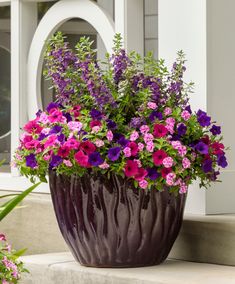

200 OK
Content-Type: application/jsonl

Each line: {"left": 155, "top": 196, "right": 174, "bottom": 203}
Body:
{"left": 144, "top": 0, "right": 158, "bottom": 58}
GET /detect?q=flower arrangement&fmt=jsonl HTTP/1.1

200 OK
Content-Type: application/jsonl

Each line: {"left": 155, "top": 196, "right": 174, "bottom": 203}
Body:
{"left": 14, "top": 32, "right": 228, "bottom": 194}
{"left": 0, "top": 234, "right": 28, "bottom": 283}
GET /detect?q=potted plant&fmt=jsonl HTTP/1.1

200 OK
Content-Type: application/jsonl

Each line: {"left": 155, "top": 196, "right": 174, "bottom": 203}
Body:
{"left": 14, "top": 33, "right": 228, "bottom": 267}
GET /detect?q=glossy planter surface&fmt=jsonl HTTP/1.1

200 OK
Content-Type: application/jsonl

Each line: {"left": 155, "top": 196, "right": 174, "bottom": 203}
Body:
{"left": 49, "top": 171, "right": 186, "bottom": 268}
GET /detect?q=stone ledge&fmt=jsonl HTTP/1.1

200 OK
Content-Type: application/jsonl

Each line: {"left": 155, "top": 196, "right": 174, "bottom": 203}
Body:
{"left": 170, "top": 214, "right": 235, "bottom": 266}
{"left": 20, "top": 252, "right": 235, "bottom": 284}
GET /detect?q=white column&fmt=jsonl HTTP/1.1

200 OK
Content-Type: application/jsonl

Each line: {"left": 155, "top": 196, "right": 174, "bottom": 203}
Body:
{"left": 11, "top": 0, "right": 37, "bottom": 175}
{"left": 97, "top": 0, "right": 114, "bottom": 60}
{"left": 159, "top": 0, "right": 235, "bottom": 214}
{"left": 158, "top": 0, "right": 207, "bottom": 214}
{"left": 115, "top": 0, "right": 144, "bottom": 56}
{"left": 205, "top": 0, "right": 235, "bottom": 214}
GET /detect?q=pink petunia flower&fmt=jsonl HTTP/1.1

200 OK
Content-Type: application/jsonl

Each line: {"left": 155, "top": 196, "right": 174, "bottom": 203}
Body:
{"left": 99, "top": 161, "right": 110, "bottom": 169}
{"left": 68, "top": 121, "right": 83, "bottom": 131}
{"left": 147, "top": 102, "right": 157, "bottom": 109}
{"left": 130, "top": 130, "right": 139, "bottom": 141}
{"left": 140, "top": 125, "right": 150, "bottom": 134}
{"left": 179, "top": 182, "right": 188, "bottom": 194}
{"left": 138, "top": 142, "right": 145, "bottom": 151}
{"left": 63, "top": 160, "right": 73, "bottom": 167}
{"left": 146, "top": 141, "right": 154, "bottom": 152}
{"left": 139, "top": 179, "right": 148, "bottom": 189}
{"left": 123, "top": 147, "right": 131, "bottom": 157}
{"left": 164, "top": 107, "right": 172, "bottom": 116}
{"left": 95, "top": 139, "right": 105, "bottom": 148}
{"left": 162, "top": 157, "right": 174, "bottom": 168}
{"left": 106, "top": 130, "right": 113, "bottom": 141}
{"left": 182, "top": 157, "right": 191, "bottom": 169}
{"left": 181, "top": 110, "right": 191, "bottom": 121}
{"left": 166, "top": 173, "right": 176, "bottom": 186}
{"left": 144, "top": 133, "right": 154, "bottom": 143}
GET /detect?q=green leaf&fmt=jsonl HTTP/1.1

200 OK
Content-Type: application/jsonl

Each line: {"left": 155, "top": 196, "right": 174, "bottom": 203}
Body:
{"left": 14, "top": 248, "right": 27, "bottom": 257}
{"left": 0, "top": 182, "right": 41, "bottom": 222}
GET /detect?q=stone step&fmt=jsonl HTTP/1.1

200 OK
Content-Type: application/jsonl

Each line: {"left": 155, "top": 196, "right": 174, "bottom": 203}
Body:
{"left": 20, "top": 252, "right": 235, "bottom": 284}
{"left": 170, "top": 214, "right": 235, "bottom": 266}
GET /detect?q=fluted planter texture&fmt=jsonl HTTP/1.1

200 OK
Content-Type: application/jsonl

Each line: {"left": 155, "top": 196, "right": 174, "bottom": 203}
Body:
{"left": 49, "top": 170, "right": 186, "bottom": 268}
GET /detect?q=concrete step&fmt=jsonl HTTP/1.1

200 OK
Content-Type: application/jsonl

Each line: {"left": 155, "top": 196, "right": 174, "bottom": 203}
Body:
{"left": 170, "top": 214, "right": 235, "bottom": 266}
{"left": 20, "top": 252, "right": 235, "bottom": 284}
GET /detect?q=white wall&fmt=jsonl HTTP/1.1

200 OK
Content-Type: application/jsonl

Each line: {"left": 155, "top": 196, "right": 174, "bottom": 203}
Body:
{"left": 144, "top": 0, "right": 158, "bottom": 58}
{"left": 158, "top": 0, "right": 207, "bottom": 214}
{"left": 205, "top": 0, "right": 235, "bottom": 214}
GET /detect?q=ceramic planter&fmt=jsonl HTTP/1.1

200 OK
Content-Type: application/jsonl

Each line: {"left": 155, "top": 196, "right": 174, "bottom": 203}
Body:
{"left": 49, "top": 170, "right": 186, "bottom": 268}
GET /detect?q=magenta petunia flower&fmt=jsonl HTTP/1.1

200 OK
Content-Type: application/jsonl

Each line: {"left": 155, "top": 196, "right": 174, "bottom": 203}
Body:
{"left": 134, "top": 168, "right": 148, "bottom": 181}
{"left": 153, "top": 124, "right": 168, "bottom": 138}
{"left": 128, "top": 142, "right": 138, "bottom": 156}
{"left": 152, "top": 150, "right": 168, "bottom": 166}
{"left": 124, "top": 160, "right": 139, "bottom": 177}
{"left": 58, "top": 145, "right": 70, "bottom": 158}
{"left": 23, "top": 119, "right": 42, "bottom": 134}
{"left": 64, "top": 138, "right": 80, "bottom": 150}
{"left": 48, "top": 109, "right": 63, "bottom": 123}
{"left": 80, "top": 141, "right": 96, "bottom": 154}
{"left": 74, "top": 150, "right": 89, "bottom": 167}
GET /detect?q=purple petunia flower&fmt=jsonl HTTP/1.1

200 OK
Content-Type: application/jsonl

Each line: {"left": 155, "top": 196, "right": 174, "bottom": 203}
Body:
{"left": 26, "top": 154, "right": 37, "bottom": 169}
{"left": 50, "top": 125, "right": 62, "bottom": 134}
{"left": 185, "top": 105, "right": 192, "bottom": 114}
{"left": 118, "top": 137, "right": 129, "bottom": 147}
{"left": 149, "top": 111, "right": 163, "bottom": 122}
{"left": 108, "top": 147, "right": 121, "bottom": 161}
{"left": 202, "top": 159, "right": 213, "bottom": 173}
{"left": 90, "top": 109, "right": 102, "bottom": 120}
{"left": 106, "top": 119, "right": 117, "bottom": 130}
{"left": 57, "top": 133, "right": 65, "bottom": 143}
{"left": 88, "top": 152, "right": 104, "bottom": 166}
{"left": 63, "top": 112, "right": 72, "bottom": 122}
{"left": 195, "top": 142, "right": 209, "bottom": 154}
{"left": 210, "top": 125, "right": 221, "bottom": 136}
{"left": 38, "top": 133, "right": 48, "bottom": 141}
{"left": 46, "top": 102, "right": 59, "bottom": 113}
{"left": 217, "top": 154, "right": 228, "bottom": 168}
{"left": 197, "top": 109, "right": 211, "bottom": 127}
{"left": 177, "top": 123, "right": 187, "bottom": 136}
{"left": 49, "top": 155, "right": 63, "bottom": 169}
{"left": 147, "top": 168, "right": 160, "bottom": 180}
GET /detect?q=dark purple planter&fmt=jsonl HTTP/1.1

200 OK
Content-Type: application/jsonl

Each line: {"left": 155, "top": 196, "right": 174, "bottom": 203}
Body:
{"left": 49, "top": 170, "right": 186, "bottom": 268}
